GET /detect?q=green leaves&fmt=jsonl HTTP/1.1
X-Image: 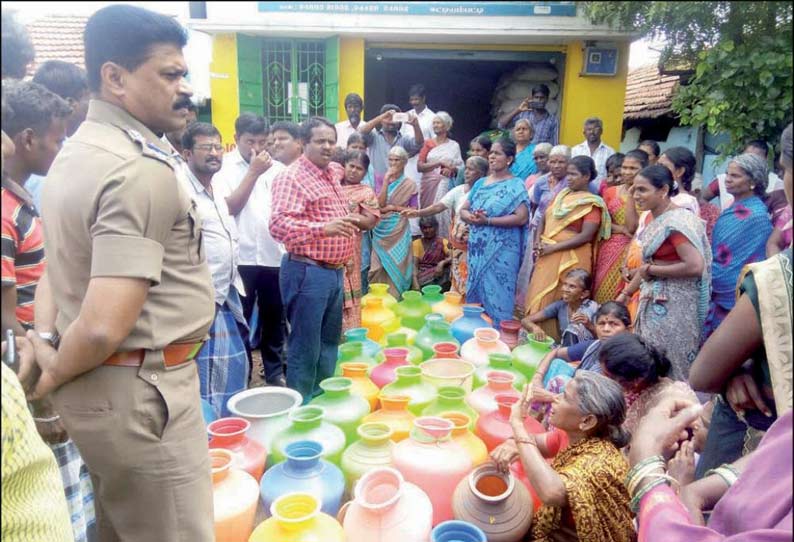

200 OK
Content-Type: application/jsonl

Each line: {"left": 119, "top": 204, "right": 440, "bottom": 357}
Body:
{"left": 583, "top": 1, "right": 792, "bottom": 156}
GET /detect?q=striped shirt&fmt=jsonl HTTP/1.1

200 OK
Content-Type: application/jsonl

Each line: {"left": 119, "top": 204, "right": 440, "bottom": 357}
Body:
{"left": 1, "top": 186, "right": 46, "bottom": 328}
{"left": 501, "top": 110, "right": 559, "bottom": 146}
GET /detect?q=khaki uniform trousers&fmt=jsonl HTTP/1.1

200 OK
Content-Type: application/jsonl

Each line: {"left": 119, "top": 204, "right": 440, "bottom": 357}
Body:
{"left": 53, "top": 350, "right": 213, "bottom": 542}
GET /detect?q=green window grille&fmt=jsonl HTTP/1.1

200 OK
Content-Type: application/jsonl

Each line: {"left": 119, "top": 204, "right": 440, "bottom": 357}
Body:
{"left": 259, "top": 38, "right": 339, "bottom": 123}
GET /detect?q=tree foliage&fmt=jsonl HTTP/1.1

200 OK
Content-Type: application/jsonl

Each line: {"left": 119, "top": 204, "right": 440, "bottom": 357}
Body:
{"left": 583, "top": 1, "right": 793, "bottom": 155}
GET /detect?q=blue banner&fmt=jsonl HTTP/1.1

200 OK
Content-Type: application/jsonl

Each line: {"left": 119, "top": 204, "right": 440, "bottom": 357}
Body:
{"left": 257, "top": 2, "right": 577, "bottom": 17}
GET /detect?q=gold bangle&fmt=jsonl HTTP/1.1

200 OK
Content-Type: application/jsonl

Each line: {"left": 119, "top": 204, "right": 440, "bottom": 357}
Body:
{"left": 515, "top": 437, "right": 536, "bottom": 446}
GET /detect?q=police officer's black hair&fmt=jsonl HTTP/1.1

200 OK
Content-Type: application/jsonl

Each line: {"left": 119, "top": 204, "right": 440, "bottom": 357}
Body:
{"left": 1, "top": 10, "right": 35, "bottom": 80}
{"left": 637, "top": 164, "right": 678, "bottom": 197}
{"left": 599, "top": 333, "right": 672, "bottom": 385}
{"left": 408, "top": 84, "right": 426, "bottom": 98}
{"left": 1, "top": 80, "right": 71, "bottom": 138}
{"left": 531, "top": 84, "right": 550, "bottom": 98}
{"left": 235, "top": 113, "right": 267, "bottom": 136}
{"left": 624, "top": 148, "right": 650, "bottom": 169}
{"left": 300, "top": 116, "right": 336, "bottom": 145}
{"left": 659, "top": 146, "right": 696, "bottom": 191}
{"left": 344, "top": 93, "right": 363, "bottom": 109}
{"left": 344, "top": 149, "right": 370, "bottom": 171}
{"left": 181, "top": 121, "right": 220, "bottom": 151}
{"left": 270, "top": 121, "right": 300, "bottom": 141}
{"left": 33, "top": 61, "right": 88, "bottom": 101}
{"left": 570, "top": 155, "right": 598, "bottom": 182}
{"left": 84, "top": 4, "right": 188, "bottom": 93}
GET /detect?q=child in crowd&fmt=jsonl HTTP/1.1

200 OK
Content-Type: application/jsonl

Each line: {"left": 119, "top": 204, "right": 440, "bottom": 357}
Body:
{"left": 601, "top": 152, "right": 625, "bottom": 194}
{"left": 528, "top": 301, "right": 631, "bottom": 421}
{"left": 530, "top": 301, "right": 632, "bottom": 390}
{"left": 521, "top": 268, "right": 599, "bottom": 346}
{"left": 412, "top": 215, "right": 451, "bottom": 290}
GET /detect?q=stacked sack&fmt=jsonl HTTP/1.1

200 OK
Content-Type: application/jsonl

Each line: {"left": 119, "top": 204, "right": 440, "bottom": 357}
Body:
{"left": 489, "top": 63, "right": 561, "bottom": 128}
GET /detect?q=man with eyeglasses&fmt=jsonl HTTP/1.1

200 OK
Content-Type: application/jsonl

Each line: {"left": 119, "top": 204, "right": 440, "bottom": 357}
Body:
{"left": 179, "top": 122, "right": 248, "bottom": 418}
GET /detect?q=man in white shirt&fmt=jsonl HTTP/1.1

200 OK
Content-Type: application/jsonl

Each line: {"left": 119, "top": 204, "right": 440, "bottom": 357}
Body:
{"left": 180, "top": 122, "right": 249, "bottom": 415}
{"left": 213, "top": 113, "right": 287, "bottom": 386}
{"left": 334, "top": 93, "right": 364, "bottom": 149}
{"left": 571, "top": 117, "right": 615, "bottom": 180}
{"left": 401, "top": 84, "right": 435, "bottom": 235}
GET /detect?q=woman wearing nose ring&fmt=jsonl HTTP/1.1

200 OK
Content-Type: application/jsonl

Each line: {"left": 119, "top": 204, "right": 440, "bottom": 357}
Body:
{"left": 621, "top": 165, "right": 710, "bottom": 383}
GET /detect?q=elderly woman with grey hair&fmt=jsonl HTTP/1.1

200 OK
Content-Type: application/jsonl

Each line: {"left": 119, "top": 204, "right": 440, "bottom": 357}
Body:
{"left": 417, "top": 111, "right": 463, "bottom": 238}
{"left": 510, "top": 117, "right": 538, "bottom": 181}
{"left": 369, "top": 145, "right": 419, "bottom": 297}
{"left": 491, "top": 371, "right": 635, "bottom": 542}
{"left": 525, "top": 142, "right": 554, "bottom": 190}
{"left": 514, "top": 145, "right": 572, "bottom": 315}
{"left": 703, "top": 152, "right": 773, "bottom": 339}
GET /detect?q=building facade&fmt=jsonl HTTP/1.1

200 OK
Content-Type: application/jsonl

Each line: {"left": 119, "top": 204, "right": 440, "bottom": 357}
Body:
{"left": 189, "top": 1, "right": 635, "bottom": 150}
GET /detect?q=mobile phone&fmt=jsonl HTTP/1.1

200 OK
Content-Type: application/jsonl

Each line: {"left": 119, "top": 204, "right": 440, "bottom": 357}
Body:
{"left": 392, "top": 112, "right": 410, "bottom": 123}
{"left": 3, "top": 329, "right": 18, "bottom": 373}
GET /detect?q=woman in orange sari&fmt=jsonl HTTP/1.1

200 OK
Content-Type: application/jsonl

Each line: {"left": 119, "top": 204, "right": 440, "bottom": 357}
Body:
{"left": 593, "top": 149, "right": 648, "bottom": 303}
{"left": 340, "top": 150, "right": 380, "bottom": 331}
{"left": 525, "top": 155, "right": 611, "bottom": 340}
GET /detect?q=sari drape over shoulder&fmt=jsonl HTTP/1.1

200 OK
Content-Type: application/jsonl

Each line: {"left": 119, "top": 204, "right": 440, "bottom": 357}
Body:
{"left": 510, "top": 143, "right": 537, "bottom": 180}
{"left": 594, "top": 186, "right": 632, "bottom": 304}
{"left": 634, "top": 208, "right": 711, "bottom": 382}
{"left": 419, "top": 139, "right": 463, "bottom": 239}
{"left": 531, "top": 437, "right": 635, "bottom": 542}
{"left": 525, "top": 189, "right": 611, "bottom": 339}
{"left": 466, "top": 176, "right": 530, "bottom": 326}
{"left": 341, "top": 183, "right": 380, "bottom": 331}
{"left": 703, "top": 196, "right": 772, "bottom": 339}
{"left": 369, "top": 175, "right": 417, "bottom": 298}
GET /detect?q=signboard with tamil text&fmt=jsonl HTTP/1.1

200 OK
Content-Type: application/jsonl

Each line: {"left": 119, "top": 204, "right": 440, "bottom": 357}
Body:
{"left": 257, "top": 2, "right": 577, "bottom": 17}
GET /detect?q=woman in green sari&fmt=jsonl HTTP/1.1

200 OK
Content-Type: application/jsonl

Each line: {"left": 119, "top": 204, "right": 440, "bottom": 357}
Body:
{"left": 369, "top": 146, "right": 419, "bottom": 297}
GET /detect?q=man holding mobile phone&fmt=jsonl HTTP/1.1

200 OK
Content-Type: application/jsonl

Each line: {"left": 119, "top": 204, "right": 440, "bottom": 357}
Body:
{"left": 498, "top": 84, "right": 558, "bottom": 146}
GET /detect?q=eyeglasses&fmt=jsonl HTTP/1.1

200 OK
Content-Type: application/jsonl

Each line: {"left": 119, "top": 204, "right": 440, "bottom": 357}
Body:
{"left": 192, "top": 144, "right": 224, "bottom": 152}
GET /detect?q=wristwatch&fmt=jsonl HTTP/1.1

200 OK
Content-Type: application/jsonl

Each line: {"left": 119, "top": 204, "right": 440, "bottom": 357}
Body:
{"left": 38, "top": 331, "right": 60, "bottom": 349}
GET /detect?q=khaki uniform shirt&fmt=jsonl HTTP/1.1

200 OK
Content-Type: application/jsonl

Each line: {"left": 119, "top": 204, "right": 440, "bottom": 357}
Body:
{"left": 40, "top": 100, "right": 214, "bottom": 350}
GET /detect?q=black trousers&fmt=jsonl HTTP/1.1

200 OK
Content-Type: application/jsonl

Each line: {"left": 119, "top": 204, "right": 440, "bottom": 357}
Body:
{"left": 239, "top": 265, "right": 286, "bottom": 382}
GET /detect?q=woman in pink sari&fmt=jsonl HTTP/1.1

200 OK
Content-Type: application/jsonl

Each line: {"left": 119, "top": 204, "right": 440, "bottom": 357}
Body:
{"left": 417, "top": 111, "right": 463, "bottom": 239}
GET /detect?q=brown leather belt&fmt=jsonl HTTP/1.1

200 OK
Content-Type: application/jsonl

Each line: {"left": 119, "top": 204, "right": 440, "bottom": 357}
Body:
{"left": 289, "top": 254, "right": 345, "bottom": 270}
{"left": 103, "top": 342, "right": 204, "bottom": 368}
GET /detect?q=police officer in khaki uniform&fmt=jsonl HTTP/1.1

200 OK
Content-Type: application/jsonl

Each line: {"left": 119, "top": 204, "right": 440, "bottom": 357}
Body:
{"left": 26, "top": 6, "right": 216, "bottom": 541}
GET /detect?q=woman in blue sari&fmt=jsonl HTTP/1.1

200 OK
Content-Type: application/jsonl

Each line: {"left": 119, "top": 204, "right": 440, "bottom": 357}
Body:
{"left": 460, "top": 138, "right": 530, "bottom": 325}
{"left": 703, "top": 153, "right": 773, "bottom": 339}
{"left": 369, "top": 146, "right": 419, "bottom": 298}
{"left": 509, "top": 118, "right": 537, "bottom": 180}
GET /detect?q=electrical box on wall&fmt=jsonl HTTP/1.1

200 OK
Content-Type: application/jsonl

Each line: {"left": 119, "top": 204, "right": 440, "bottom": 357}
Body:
{"left": 581, "top": 45, "right": 618, "bottom": 76}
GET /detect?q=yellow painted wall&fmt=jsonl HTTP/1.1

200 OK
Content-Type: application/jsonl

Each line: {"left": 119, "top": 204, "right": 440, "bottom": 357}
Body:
{"left": 339, "top": 38, "right": 366, "bottom": 116}
{"left": 559, "top": 41, "right": 629, "bottom": 150}
{"left": 210, "top": 34, "right": 240, "bottom": 149}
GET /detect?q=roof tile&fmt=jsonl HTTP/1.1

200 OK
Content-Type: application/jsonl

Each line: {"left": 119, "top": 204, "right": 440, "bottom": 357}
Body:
{"left": 623, "top": 63, "right": 681, "bottom": 120}
{"left": 25, "top": 15, "right": 88, "bottom": 76}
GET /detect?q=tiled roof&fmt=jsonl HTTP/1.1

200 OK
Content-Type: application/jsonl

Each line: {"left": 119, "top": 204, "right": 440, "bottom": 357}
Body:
{"left": 25, "top": 15, "right": 88, "bottom": 77}
{"left": 623, "top": 63, "right": 681, "bottom": 121}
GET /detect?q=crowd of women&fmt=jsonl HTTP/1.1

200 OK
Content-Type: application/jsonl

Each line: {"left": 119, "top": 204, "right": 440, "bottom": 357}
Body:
{"left": 334, "top": 110, "right": 792, "bottom": 541}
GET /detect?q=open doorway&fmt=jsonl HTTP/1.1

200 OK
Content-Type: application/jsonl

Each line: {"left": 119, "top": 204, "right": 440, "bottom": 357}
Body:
{"left": 364, "top": 48, "right": 564, "bottom": 147}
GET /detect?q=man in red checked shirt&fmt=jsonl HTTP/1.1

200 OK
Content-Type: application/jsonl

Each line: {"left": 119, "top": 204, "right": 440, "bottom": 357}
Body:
{"left": 270, "top": 116, "right": 360, "bottom": 402}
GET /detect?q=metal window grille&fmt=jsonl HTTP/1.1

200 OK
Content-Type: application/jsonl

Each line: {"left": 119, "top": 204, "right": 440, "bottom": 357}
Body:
{"left": 263, "top": 39, "right": 326, "bottom": 123}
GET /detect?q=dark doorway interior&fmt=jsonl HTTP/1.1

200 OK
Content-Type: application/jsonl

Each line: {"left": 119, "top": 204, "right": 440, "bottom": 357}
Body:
{"left": 364, "top": 56, "right": 527, "bottom": 147}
